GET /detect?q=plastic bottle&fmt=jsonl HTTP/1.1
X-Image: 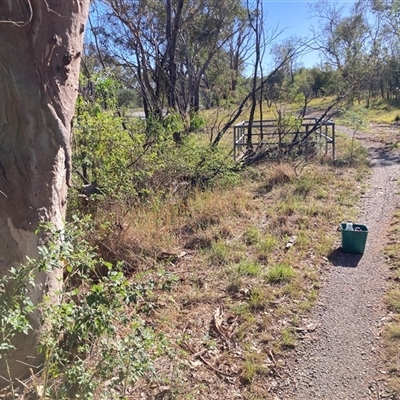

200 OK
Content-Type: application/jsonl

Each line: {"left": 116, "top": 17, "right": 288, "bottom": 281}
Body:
{"left": 345, "top": 220, "right": 353, "bottom": 231}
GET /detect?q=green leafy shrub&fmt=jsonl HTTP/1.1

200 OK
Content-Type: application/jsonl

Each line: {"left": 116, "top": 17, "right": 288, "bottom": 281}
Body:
{"left": 72, "top": 73, "right": 239, "bottom": 215}
{"left": 0, "top": 266, "right": 36, "bottom": 397}
{"left": 1, "top": 218, "right": 170, "bottom": 399}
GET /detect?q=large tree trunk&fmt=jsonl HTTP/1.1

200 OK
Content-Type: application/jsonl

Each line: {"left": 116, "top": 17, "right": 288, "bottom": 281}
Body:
{"left": 0, "top": 0, "right": 90, "bottom": 385}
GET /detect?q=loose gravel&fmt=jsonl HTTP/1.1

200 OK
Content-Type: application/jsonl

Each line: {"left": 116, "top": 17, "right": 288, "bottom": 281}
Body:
{"left": 273, "top": 128, "right": 400, "bottom": 400}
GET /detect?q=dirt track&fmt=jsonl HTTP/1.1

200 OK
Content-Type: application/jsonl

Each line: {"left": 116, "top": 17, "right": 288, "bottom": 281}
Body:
{"left": 273, "top": 126, "right": 400, "bottom": 399}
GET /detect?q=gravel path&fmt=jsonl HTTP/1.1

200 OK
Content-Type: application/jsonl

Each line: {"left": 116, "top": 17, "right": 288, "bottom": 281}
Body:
{"left": 275, "top": 128, "right": 400, "bottom": 399}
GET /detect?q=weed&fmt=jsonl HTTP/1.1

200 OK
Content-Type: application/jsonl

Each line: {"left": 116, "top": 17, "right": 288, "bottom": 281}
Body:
{"left": 2, "top": 220, "right": 166, "bottom": 400}
{"left": 226, "top": 269, "right": 243, "bottom": 294}
{"left": 281, "top": 328, "right": 295, "bottom": 349}
{"left": 293, "top": 175, "right": 314, "bottom": 197}
{"left": 257, "top": 234, "right": 277, "bottom": 259}
{"left": 244, "top": 225, "right": 261, "bottom": 245}
{"left": 316, "top": 188, "right": 329, "bottom": 199}
{"left": 382, "top": 320, "right": 400, "bottom": 380}
{"left": 0, "top": 266, "right": 36, "bottom": 397}
{"left": 237, "top": 260, "right": 262, "bottom": 277}
{"left": 277, "top": 201, "right": 295, "bottom": 216}
{"left": 241, "top": 349, "right": 267, "bottom": 384}
{"left": 248, "top": 286, "right": 266, "bottom": 310}
{"left": 294, "top": 231, "right": 312, "bottom": 250}
{"left": 387, "top": 289, "right": 400, "bottom": 313}
{"left": 265, "top": 263, "right": 295, "bottom": 284}
{"left": 386, "top": 323, "right": 400, "bottom": 341}
{"left": 335, "top": 132, "right": 369, "bottom": 167}
{"left": 208, "top": 240, "right": 230, "bottom": 265}
{"left": 303, "top": 200, "right": 322, "bottom": 217}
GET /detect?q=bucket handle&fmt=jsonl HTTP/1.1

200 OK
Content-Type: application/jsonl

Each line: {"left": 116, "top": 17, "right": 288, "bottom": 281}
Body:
{"left": 337, "top": 225, "right": 362, "bottom": 232}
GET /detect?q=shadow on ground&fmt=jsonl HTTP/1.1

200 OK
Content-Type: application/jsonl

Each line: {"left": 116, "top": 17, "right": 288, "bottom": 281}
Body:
{"left": 328, "top": 248, "right": 363, "bottom": 268}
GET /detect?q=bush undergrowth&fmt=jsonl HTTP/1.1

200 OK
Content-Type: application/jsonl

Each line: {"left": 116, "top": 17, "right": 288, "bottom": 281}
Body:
{"left": 1, "top": 218, "right": 172, "bottom": 399}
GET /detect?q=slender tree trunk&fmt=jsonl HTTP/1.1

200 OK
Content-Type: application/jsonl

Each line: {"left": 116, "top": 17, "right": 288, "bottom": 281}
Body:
{"left": 166, "top": 0, "right": 183, "bottom": 111}
{"left": 247, "top": 0, "right": 263, "bottom": 150}
{"left": 0, "top": 0, "right": 90, "bottom": 385}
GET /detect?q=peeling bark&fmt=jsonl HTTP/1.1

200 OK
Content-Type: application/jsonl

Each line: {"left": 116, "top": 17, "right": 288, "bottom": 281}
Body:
{"left": 0, "top": 0, "right": 90, "bottom": 385}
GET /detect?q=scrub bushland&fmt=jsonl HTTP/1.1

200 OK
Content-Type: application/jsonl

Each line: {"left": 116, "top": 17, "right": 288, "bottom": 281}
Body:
{"left": 1, "top": 95, "right": 375, "bottom": 399}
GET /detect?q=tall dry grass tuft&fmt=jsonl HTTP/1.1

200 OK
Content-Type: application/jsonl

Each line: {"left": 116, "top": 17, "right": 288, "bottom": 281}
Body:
{"left": 98, "top": 186, "right": 253, "bottom": 271}
{"left": 257, "top": 163, "right": 294, "bottom": 194}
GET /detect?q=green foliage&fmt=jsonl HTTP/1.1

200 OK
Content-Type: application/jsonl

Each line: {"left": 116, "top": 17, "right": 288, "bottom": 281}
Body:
{"left": 117, "top": 88, "right": 139, "bottom": 109}
{"left": 74, "top": 92, "right": 151, "bottom": 201}
{"left": 0, "top": 268, "right": 35, "bottom": 349}
{"left": 38, "top": 219, "right": 168, "bottom": 399}
{"left": 226, "top": 270, "right": 242, "bottom": 294}
{"left": 0, "top": 266, "right": 36, "bottom": 395}
{"left": 72, "top": 73, "right": 239, "bottom": 214}
{"left": 236, "top": 260, "right": 262, "bottom": 277}
{"left": 275, "top": 110, "right": 303, "bottom": 135}
{"left": 338, "top": 106, "right": 369, "bottom": 166}
{"left": 241, "top": 349, "right": 266, "bottom": 384}
{"left": 257, "top": 234, "right": 277, "bottom": 258}
{"left": 243, "top": 225, "right": 261, "bottom": 245}
{"left": 281, "top": 327, "right": 295, "bottom": 348}
{"left": 1, "top": 218, "right": 170, "bottom": 399}
{"left": 169, "top": 135, "right": 239, "bottom": 188}
{"left": 265, "top": 263, "right": 295, "bottom": 284}
{"left": 163, "top": 112, "right": 185, "bottom": 136}
{"left": 293, "top": 175, "right": 314, "bottom": 197}
{"left": 342, "top": 106, "right": 368, "bottom": 131}
{"left": 248, "top": 286, "right": 265, "bottom": 310}
{"left": 208, "top": 240, "right": 230, "bottom": 265}
{"left": 189, "top": 111, "right": 207, "bottom": 131}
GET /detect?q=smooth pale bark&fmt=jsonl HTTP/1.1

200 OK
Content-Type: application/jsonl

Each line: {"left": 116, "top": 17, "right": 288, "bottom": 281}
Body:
{"left": 0, "top": 0, "right": 90, "bottom": 385}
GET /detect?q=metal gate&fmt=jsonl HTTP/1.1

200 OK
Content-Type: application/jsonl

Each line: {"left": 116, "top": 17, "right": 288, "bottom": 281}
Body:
{"left": 233, "top": 118, "right": 335, "bottom": 161}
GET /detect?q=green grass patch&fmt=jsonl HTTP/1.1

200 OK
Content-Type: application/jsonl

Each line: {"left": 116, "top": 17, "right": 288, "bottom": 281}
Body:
{"left": 257, "top": 234, "right": 277, "bottom": 258}
{"left": 237, "top": 260, "right": 262, "bottom": 277}
{"left": 248, "top": 285, "right": 266, "bottom": 310}
{"left": 208, "top": 240, "right": 231, "bottom": 265}
{"left": 265, "top": 263, "right": 295, "bottom": 284}
{"left": 241, "top": 349, "right": 267, "bottom": 384}
{"left": 281, "top": 327, "right": 295, "bottom": 349}
{"left": 387, "top": 289, "right": 400, "bottom": 313}
{"left": 243, "top": 225, "right": 261, "bottom": 245}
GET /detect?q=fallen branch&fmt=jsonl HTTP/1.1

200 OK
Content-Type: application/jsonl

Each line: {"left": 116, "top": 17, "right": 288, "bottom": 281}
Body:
{"left": 197, "top": 353, "right": 238, "bottom": 377}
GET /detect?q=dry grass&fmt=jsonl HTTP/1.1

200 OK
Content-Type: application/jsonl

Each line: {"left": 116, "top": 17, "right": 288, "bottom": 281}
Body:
{"left": 90, "top": 132, "right": 371, "bottom": 398}
{"left": 383, "top": 208, "right": 400, "bottom": 393}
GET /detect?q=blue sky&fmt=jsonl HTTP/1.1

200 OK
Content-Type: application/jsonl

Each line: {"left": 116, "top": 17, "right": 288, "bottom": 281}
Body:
{"left": 261, "top": 0, "right": 358, "bottom": 68}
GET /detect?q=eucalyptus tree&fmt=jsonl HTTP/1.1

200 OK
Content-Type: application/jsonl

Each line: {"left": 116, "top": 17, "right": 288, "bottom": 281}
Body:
{"left": 310, "top": 0, "right": 400, "bottom": 103}
{"left": 246, "top": 0, "right": 264, "bottom": 148}
{"left": 310, "top": 0, "right": 371, "bottom": 102}
{"left": 226, "top": 9, "right": 253, "bottom": 95}
{"left": 363, "top": 0, "right": 400, "bottom": 99}
{"left": 267, "top": 39, "right": 303, "bottom": 103}
{"left": 262, "top": 68, "right": 285, "bottom": 106}
{"left": 181, "top": 0, "right": 249, "bottom": 112}
{"left": 0, "top": 0, "right": 90, "bottom": 385}
{"left": 91, "top": 0, "right": 250, "bottom": 124}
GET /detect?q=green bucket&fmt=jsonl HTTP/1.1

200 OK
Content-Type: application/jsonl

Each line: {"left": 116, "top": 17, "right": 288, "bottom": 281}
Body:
{"left": 340, "top": 223, "right": 368, "bottom": 254}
